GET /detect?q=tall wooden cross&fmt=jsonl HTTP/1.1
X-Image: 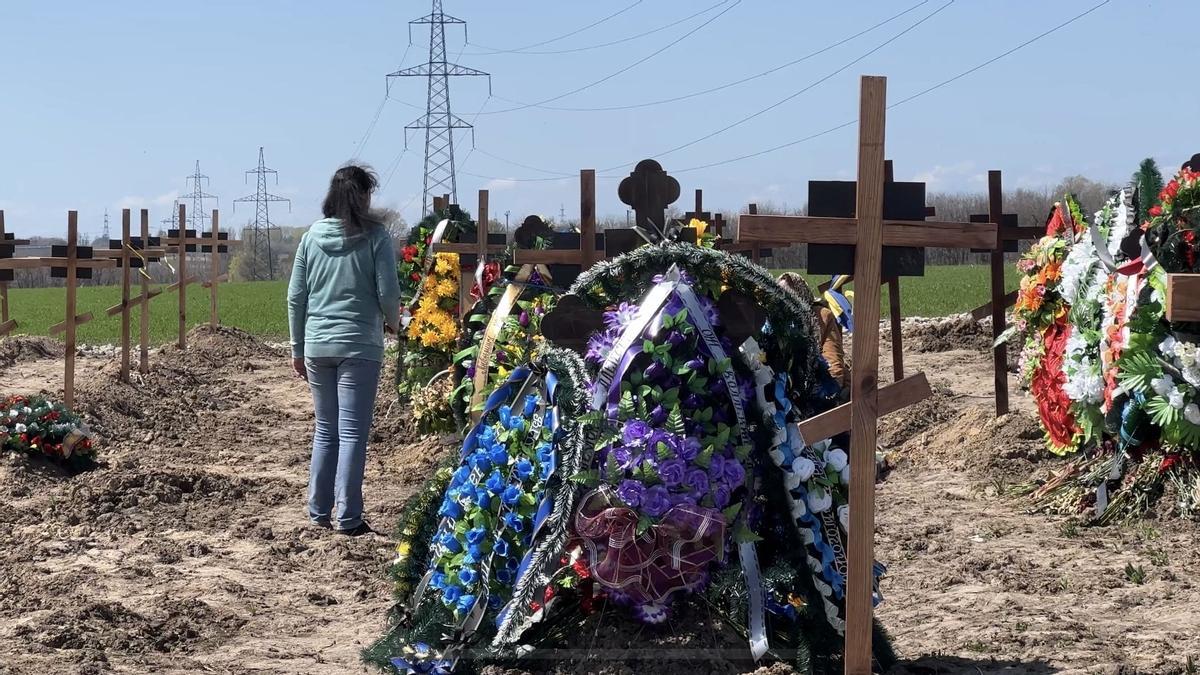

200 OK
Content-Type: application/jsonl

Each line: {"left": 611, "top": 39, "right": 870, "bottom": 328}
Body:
{"left": 741, "top": 76, "right": 997, "bottom": 674}
{"left": 0, "top": 211, "right": 31, "bottom": 337}
{"left": 962, "top": 170, "right": 1042, "bottom": 416}
{"left": 429, "top": 190, "right": 509, "bottom": 317}
{"left": 163, "top": 204, "right": 242, "bottom": 348}
{"left": 96, "top": 209, "right": 167, "bottom": 382}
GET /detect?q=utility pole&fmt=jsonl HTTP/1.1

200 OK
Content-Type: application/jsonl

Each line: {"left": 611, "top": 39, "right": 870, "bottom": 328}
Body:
{"left": 234, "top": 147, "right": 291, "bottom": 281}
{"left": 180, "top": 161, "right": 217, "bottom": 232}
{"left": 388, "top": 0, "right": 490, "bottom": 215}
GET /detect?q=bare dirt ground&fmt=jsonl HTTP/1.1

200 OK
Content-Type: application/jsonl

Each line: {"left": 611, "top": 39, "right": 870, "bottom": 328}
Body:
{"left": 0, "top": 321, "right": 1197, "bottom": 674}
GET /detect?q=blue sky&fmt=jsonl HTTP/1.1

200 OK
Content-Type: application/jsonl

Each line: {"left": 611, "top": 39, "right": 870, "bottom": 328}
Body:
{"left": 1, "top": 0, "right": 1194, "bottom": 237}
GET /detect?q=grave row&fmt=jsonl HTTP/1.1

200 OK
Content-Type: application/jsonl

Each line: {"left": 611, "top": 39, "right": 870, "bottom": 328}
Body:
{"left": 0, "top": 204, "right": 240, "bottom": 407}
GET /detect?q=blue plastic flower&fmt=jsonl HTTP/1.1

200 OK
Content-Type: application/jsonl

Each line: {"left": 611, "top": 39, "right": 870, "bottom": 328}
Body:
{"left": 498, "top": 405, "right": 513, "bottom": 429}
{"left": 489, "top": 446, "right": 510, "bottom": 467}
{"left": 456, "top": 593, "right": 478, "bottom": 614}
{"left": 469, "top": 450, "right": 492, "bottom": 473}
{"left": 494, "top": 537, "right": 510, "bottom": 558}
{"left": 485, "top": 470, "right": 505, "bottom": 495}
{"left": 478, "top": 426, "right": 497, "bottom": 444}
{"left": 451, "top": 465, "right": 471, "bottom": 487}
{"left": 502, "top": 485, "right": 522, "bottom": 506}
{"left": 466, "top": 527, "right": 487, "bottom": 545}
{"left": 475, "top": 490, "right": 492, "bottom": 510}
{"left": 468, "top": 543, "right": 484, "bottom": 561}
{"left": 536, "top": 443, "right": 553, "bottom": 464}
{"left": 429, "top": 572, "right": 447, "bottom": 590}
{"left": 488, "top": 594, "right": 502, "bottom": 610}
{"left": 438, "top": 532, "right": 462, "bottom": 553}
{"left": 442, "top": 584, "right": 462, "bottom": 606}
{"left": 458, "top": 567, "right": 479, "bottom": 586}
{"left": 540, "top": 462, "right": 553, "bottom": 481}
{"left": 522, "top": 394, "right": 538, "bottom": 417}
{"left": 515, "top": 458, "right": 534, "bottom": 481}
{"left": 503, "top": 512, "right": 525, "bottom": 532}
{"left": 437, "top": 499, "right": 463, "bottom": 520}
{"left": 505, "top": 556, "right": 519, "bottom": 571}
{"left": 496, "top": 568, "right": 514, "bottom": 584}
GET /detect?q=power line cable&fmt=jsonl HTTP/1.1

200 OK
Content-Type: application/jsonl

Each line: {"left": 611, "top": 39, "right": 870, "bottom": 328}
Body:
{"left": 456, "top": 0, "right": 1111, "bottom": 183}
{"left": 491, "top": 0, "right": 930, "bottom": 113}
{"left": 454, "top": 0, "right": 743, "bottom": 116}
{"left": 672, "top": 0, "right": 1113, "bottom": 174}
{"left": 465, "top": 0, "right": 730, "bottom": 56}
{"left": 354, "top": 43, "right": 412, "bottom": 159}
{"left": 608, "top": 0, "right": 954, "bottom": 171}
{"left": 463, "top": 0, "right": 645, "bottom": 54}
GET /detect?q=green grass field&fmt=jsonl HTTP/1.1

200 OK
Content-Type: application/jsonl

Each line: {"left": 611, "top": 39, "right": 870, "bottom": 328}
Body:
{"left": 2, "top": 265, "right": 1020, "bottom": 344}
{"left": 779, "top": 264, "right": 1021, "bottom": 319}
{"left": 6, "top": 280, "right": 290, "bottom": 344}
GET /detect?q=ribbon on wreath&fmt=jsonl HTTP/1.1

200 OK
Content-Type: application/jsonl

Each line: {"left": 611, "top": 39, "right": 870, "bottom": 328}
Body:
{"left": 574, "top": 486, "right": 725, "bottom": 607}
{"left": 470, "top": 264, "right": 554, "bottom": 420}
{"left": 402, "top": 218, "right": 455, "bottom": 329}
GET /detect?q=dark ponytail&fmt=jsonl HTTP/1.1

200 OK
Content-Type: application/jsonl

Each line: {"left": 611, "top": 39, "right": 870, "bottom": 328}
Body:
{"left": 322, "top": 164, "right": 379, "bottom": 233}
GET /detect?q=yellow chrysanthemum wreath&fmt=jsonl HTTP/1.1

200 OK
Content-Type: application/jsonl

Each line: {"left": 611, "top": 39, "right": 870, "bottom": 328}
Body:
{"left": 407, "top": 252, "right": 460, "bottom": 349}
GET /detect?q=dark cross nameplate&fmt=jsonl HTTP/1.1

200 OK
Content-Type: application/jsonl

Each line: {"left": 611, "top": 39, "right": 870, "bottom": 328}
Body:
{"left": 199, "top": 230, "right": 232, "bottom": 254}
{"left": 0, "top": 233, "right": 16, "bottom": 282}
{"left": 806, "top": 180, "right": 927, "bottom": 277}
{"left": 453, "top": 223, "right": 507, "bottom": 268}
{"left": 970, "top": 213, "right": 1019, "bottom": 253}
{"left": 52, "top": 245, "right": 94, "bottom": 279}
{"left": 168, "top": 229, "right": 199, "bottom": 253}
{"left": 108, "top": 236, "right": 163, "bottom": 268}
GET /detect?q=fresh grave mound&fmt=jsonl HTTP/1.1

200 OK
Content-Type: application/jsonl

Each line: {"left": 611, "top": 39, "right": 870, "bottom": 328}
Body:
{"left": 369, "top": 244, "right": 895, "bottom": 674}
{"left": 0, "top": 336, "right": 65, "bottom": 371}
{"left": 173, "top": 324, "right": 284, "bottom": 366}
{"left": 895, "top": 315, "right": 995, "bottom": 354}
{"left": 1008, "top": 171, "right": 1200, "bottom": 522}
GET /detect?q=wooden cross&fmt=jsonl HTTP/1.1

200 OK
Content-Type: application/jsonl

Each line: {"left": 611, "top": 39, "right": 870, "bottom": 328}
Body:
{"left": 682, "top": 188, "right": 731, "bottom": 241}
{"left": 163, "top": 204, "right": 242, "bottom": 348}
{"left": 618, "top": 159, "right": 680, "bottom": 234}
{"left": 743, "top": 77, "right": 997, "bottom": 674}
{"left": 95, "top": 209, "right": 167, "bottom": 382}
{"left": 974, "top": 170, "right": 1040, "bottom": 416}
{"left": 0, "top": 212, "right": 117, "bottom": 407}
{"left": 1167, "top": 275, "right": 1200, "bottom": 321}
{"left": 513, "top": 170, "right": 604, "bottom": 281}
{"left": 429, "top": 190, "right": 508, "bottom": 317}
{"left": 0, "top": 211, "right": 31, "bottom": 337}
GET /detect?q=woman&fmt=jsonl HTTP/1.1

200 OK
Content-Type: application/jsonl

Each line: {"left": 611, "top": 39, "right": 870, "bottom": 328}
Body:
{"left": 288, "top": 164, "right": 401, "bottom": 536}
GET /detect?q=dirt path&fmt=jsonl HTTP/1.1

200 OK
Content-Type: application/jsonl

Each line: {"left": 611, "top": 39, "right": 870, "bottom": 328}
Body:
{"left": 1, "top": 323, "right": 1199, "bottom": 674}
{"left": 0, "top": 328, "right": 445, "bottom": 674}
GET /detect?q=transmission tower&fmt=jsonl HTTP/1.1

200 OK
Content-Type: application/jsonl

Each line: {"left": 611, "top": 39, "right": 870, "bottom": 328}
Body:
{"left": 388, "top": 0, "right": 490, "bottom": 214}
{"left": 101, "top": 209, "right": 110, "bottom": 240}
{"left": 180, "top": 161, "right": 217, "bottom": 232}
{"left": 234, "top": 147, "right": 291, "bottom": 281}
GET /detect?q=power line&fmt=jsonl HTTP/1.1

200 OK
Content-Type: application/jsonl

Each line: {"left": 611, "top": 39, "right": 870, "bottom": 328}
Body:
{"left": 494, "top": 0, "right": 930, "bottom": 113}
{"left": 441, "top": 0, "right": 742, "bottom": 116}
{"left": 614, "top": 0, "right": 954, "bottom": 170}
{"left": 671, "top": 0, "right": 1113, "bottom": 174}
{"left": 465, "top": 0, "right": 729, "bottom": 56}
{"left": 456, "top": 0, "right": 1111, "bottom": 183}
{"left": 462, "top": 0, "right": 644, "bottom": 55}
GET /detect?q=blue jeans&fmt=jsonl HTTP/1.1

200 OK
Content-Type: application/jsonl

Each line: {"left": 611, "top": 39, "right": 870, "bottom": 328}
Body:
{"left": 305, "top": 356, "right": 382, "bottom": 530}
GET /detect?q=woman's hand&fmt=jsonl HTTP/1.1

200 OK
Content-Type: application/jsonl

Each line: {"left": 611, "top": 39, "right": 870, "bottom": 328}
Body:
{"left": 292, "top": 357, "right": 308, "bottom": 381}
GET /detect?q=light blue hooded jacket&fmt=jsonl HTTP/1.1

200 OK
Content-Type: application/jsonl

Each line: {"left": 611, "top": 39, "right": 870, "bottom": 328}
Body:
{"left": 287, "top": 218, "right": 401, "bottom": 362}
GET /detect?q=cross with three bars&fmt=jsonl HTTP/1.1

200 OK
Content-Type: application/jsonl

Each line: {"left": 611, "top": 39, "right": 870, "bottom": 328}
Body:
{"left": 742, "top": 76, "right": 997, "bottom": 674}
{"left": 163, "top": 203, "right": 242, "bottom": 349}
{"left": 96, "top": 209, "right": 168, "bottom": 381}
{"left": 0, "top": 211, "right": 32, "bottom": 337}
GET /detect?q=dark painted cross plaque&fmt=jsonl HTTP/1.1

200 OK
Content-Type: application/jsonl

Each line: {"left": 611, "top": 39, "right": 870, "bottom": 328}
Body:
{"left": 618, "top": 159, "right": 680, "bottom": 233}
{"left": 806, "top": 180, "right": 928, "bottom": 277}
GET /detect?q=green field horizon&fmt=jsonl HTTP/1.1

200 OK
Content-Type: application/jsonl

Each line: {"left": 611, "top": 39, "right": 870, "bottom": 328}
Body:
{"left": 1, "top": 264, "right": 1020, "bottom": 345}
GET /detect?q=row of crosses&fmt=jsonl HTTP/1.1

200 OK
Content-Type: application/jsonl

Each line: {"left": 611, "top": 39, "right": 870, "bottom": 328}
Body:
{"left": 0, "top": 205, "right": 241, "bottom": 407}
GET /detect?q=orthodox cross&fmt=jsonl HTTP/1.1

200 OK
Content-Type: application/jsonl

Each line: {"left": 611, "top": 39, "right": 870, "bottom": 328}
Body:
{"left": 618, "top": 159, "right": 680, "bottom": 235}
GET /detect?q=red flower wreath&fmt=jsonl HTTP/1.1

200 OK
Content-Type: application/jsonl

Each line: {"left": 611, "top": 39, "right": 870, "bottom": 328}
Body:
{"left": 1031, "top": 313, "right": 1078, "bottom": 452}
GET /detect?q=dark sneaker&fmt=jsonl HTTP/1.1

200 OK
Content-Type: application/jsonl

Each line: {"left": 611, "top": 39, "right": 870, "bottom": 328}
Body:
{"left": 335, "top": 522, "right": 375, "bottom": 537}
{"left": 311, "top": 520, "right": 332, "bottom": 530}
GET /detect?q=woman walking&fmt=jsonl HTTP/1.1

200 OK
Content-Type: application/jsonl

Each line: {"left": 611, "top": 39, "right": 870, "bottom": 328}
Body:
{"left": 288, "top": 164, "right": 400, "bottom": 536}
